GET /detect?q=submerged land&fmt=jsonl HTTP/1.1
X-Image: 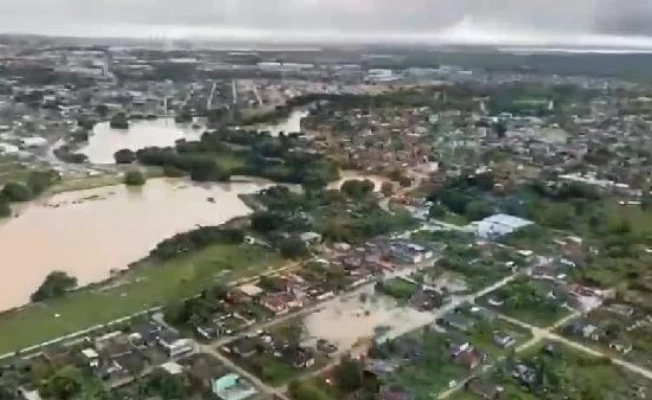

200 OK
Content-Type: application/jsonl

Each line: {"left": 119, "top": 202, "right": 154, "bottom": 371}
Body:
{"left": 1, "top": 38, "right": 652, "bottom": 400}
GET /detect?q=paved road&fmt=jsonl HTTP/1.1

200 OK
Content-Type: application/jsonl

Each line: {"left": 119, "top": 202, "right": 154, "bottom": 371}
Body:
{"left": 200, "top": 344, "right": 292, "bottom": 400}
{"left": 497, "top": 312, "right": 652, "bottom": 381}
{"left": 438, "top": 310, "right": 582, "bottom": 399}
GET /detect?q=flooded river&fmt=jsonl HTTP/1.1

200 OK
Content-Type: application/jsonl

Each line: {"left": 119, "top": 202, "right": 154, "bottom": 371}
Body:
{"left": 80, "top": 109, "right": 309, "bottom": 164}
{"left": 0, "top": 178, "right": 268, "bottom": 310}
{"left": 80, "top": 118, "right": 205, "bottom": 164}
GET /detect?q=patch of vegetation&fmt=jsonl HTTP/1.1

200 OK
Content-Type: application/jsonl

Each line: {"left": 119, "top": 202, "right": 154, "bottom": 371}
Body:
{"left": 375, "top": 278, "right": 420, "bottom": 302}
{"left": 0, "top": 238, "right": 282, "bottom": 354}
{"left": 480, "top": 278, "right": 570, "bottom": 327}
{"left": 31, "top": 271, "right": 78, "bottom": 303}
{"left": 123, "top": 170, "right": 146, "bottom": 186}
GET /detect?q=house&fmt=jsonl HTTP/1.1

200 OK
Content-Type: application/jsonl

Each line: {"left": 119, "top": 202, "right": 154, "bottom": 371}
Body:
{"left": 466, "top": 378, "right": 506, "bottom": 400}
{"left": 180, "top": 353, "right": 232, "bottom": 392}
{"left": 260, "top": 294, "right": 290, "bottom": 316}
{"left": 609, "top": 341, "right": 633, "bottom": 355}
{"left": 452, "top": 346, "right": 486, "bottom": 370}
{"left": 158, "top": 330, "right": 194, "bottom": 358}
{"left": 229, "top": 337, "right": 257, "bottom": 358}
{"left": 300, "top": 231, "right": 323, "bottom": 246}
{"left": 19, "top": 388, "right": 43, "bottom": 400}
{"left": 411, "top": 289, "right": 444, "bottom": 311}
{"left": 284, "top": 346, "right": 315, "bottom": 369}
{"left": 512, "top": 363, "right": 538, "bottom": 386}
{"left": 390, "top": 241, "right": 434, "bottom": 264}
{"left": 364, "top": 359, "right": 401, "bottom": 378}
{"left": 487, "top": 296, "right": 505, "bottom": 307}
{"left": 450, "top": 341, "right": 471, "bottom": 358}
{"left": 441, "top": 312, "right": 476, "bottom": 332}
{"left": 129, "top": 319, "right": 163, "bottom": 347}
{"left": 81, "top": 348, "right": 100, "bottom": 368}
{"left": 468, "top": 306, "right": 496, "bottom": 322}
{"left": 237, "top": 283, "right": 264, "bottom": 298}
{"left": 161, "top": 361, "right": 184, "bottom": 376}
{"left": 565, "top": 321, "right": 604, "bottom": 342}
{"left": 212, "top": 373, "right": 258, "bottom": 400}
{"left": 493, "top": 331, "right": 516, "bottom": 348}
{"left": 316, "top": 339, "right": 338, "bottom": 356}
{"left": 471, "top": 214, "right": 534, "bottom": 239}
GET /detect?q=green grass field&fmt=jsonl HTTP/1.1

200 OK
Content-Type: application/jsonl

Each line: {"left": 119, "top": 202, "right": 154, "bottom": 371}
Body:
{"left": 213, "top": 153, "right": 247, "bottom": 172}
{"left": 0, "top": 243, "right": 282, "bottom": 354}
{"left": 0, "top": 156, "right": 31, "bottom": 186}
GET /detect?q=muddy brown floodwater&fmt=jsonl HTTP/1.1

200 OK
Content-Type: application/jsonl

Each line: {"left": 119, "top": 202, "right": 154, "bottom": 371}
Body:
{"left": 0, "top": 178, "right": 268, "bottom": 310}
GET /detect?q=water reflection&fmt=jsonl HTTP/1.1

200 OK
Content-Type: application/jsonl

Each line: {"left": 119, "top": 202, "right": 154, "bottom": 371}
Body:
{"left": 80, "top": 118, "right": 204, "bottom": 164}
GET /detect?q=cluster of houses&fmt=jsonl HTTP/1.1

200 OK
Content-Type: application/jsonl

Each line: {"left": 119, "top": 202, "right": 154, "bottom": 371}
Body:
{"left": 223, "top": 329, "right": 329, "bottom": 373}
{"left": 79, "top": 319, "right": 194, "bottom": 382}
{"left": 563, "top": 302, "right": 652, "bottom": 357}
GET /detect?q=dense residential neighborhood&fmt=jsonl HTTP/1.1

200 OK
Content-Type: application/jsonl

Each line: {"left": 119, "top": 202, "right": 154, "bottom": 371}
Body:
{"left": 2, "top": 29, "right": 652, "bottom": 400}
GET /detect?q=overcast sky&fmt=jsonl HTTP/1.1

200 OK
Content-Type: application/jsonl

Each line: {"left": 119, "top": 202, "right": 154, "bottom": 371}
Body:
{"left": 2, "top": 0, "right": 652, "bottom": 47}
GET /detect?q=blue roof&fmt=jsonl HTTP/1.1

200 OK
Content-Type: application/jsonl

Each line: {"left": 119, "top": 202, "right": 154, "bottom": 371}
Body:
{"left": 212, "top": 373, "right": 258, "bottom": 400}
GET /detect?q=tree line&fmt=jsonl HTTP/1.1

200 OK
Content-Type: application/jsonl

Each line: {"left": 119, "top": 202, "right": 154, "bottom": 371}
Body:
{"left": 1, "top": 170, "right": 60, "bottom": 217}
{"left": 114, "top": 124, "right": 339, "bottom": 186}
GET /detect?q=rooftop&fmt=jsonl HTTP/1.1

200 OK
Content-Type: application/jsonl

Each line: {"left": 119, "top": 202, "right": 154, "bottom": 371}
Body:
{"left": 212, "top": 373, "right": 258, "bottom": 400}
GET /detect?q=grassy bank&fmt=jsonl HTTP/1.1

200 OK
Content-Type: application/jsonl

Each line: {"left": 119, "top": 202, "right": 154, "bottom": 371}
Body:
{"left": 0, "top": 243, "right": 283, "bottom": 354}
{"left": 48, "top": 167, "right": 165, "bottom": 195}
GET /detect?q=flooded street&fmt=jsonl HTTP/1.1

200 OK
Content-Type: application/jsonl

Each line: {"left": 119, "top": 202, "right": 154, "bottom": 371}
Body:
{"left": 0, "top": 178, "right": 267, "bottom": 310}
{"left": 80, "top": 118, "right": 205, "bottom": 164}
{"left": 302, "top": 285, "right": 434, "bottom": 352}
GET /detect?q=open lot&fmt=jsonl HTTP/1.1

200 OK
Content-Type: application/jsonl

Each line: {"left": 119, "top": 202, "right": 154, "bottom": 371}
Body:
{"left": 0, "top": 243, "right": 282, "bottom": 354}
{"left": 559, "top": 299, "right": 652, "bottom": 370}
{"left": 451, "top": 343, "right": 652, "bottom": 400}
{"left": 302, "top": 285, "right": 435, "bottom": 352}
{"left": 370, "top": 328, "right": 472, "bottom": 399}
{"left": 478, "top": 277, "right": 572, "bottom": 328}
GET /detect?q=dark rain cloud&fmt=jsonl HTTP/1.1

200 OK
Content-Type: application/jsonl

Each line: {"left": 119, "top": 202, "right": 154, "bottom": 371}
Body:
{"left": 0, "top": 0, "right": 651, "bottom": 40}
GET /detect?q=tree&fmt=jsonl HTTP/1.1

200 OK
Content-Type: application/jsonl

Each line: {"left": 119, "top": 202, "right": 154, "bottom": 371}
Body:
{"left": 251, "top": 212, "right": 285, "bottom": 233}
{"left": 398, "top": 175, "right": 412, "bottom": 188}
{"left": 341, "top": 179, "right": 375, "bottom": 199}
{"left": 493, "top": 121, "right": 508, "bottom": 138}
{"left": 114, "top": 149, "right": 136, "bottom": 164}
{"left": 381, "top": 181, "right": 394, "bottom": 197}
{"left": 142, "top": 369, "right": 187, "bottom": 400}
{"left": 70, "top": 128, "right": 89, "bottom": 142}
{"left": 0, "top": 195, "right": 10, "bottom": 218}
{"left": 301, "top": 173, "right": 328, "bottom": 194}
{"left": 124, "top": 170, "right": 146, "bottom": 186}
{"left": 464, "top": 200, "right": 494, "bottom": 221}
{"left": 334, "top": 355, "right": 363, "bottom": 392}
{"left": 429, "top": 203, "right": 447, "bottom": 219}
{"left": 95, "top": 103, "right": 109, "bottom": 117}
{"left": 279, "top": 237, "right": 309, "bottom": 259}
{"left": 1, "top": 182, "right": 33, "bottom": 202}
{"left": 163, "top": 165, "right": 186, "bottom": 178}
{"left": 110, "top": 112, "right": 129, "bottom": 129}
{"left": 39, "top": 366, "right": 83, "bottom": 400}
{"left": 31, "top": 271, "right": 78, "bottom": 303}
{"left": 26, "top": 170, "right": 59, "bottom": 196}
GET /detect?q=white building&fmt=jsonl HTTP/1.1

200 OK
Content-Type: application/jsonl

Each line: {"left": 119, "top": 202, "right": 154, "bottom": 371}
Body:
{"left": 471, "top": 214, "right": 534, "bottom": 239}
{"left": 19, "top": 136, "right": 48, "bottom": 148}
